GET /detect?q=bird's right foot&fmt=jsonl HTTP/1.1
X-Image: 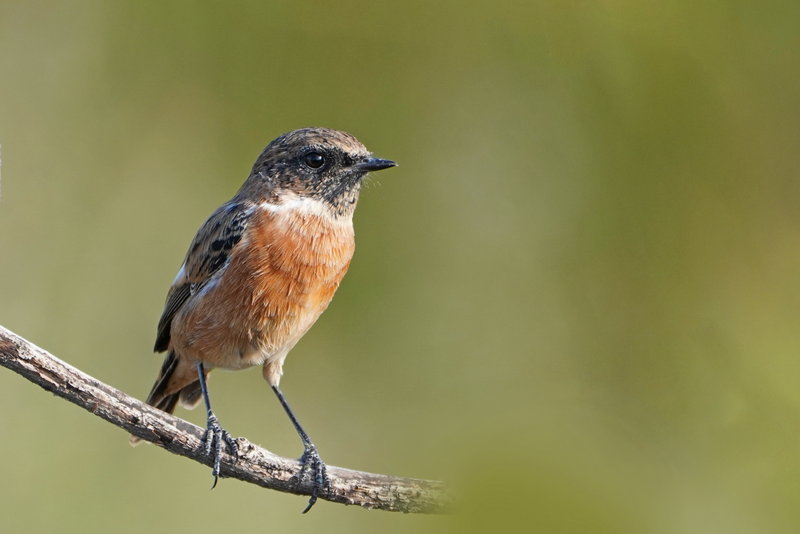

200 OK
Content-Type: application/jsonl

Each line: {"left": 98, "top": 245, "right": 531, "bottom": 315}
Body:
{"left": 203, "top": 411, "right": 238, "bottom": 488}
{"left": 292, "top": 444, "right": 330, "bottom": 513}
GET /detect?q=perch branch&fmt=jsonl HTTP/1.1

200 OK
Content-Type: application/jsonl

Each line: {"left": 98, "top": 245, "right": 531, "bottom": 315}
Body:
{"left": 0, "top": 324, "right": 452, "bottom": 514}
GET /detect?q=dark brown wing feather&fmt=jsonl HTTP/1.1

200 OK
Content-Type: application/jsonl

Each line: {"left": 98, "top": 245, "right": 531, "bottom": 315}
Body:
{"left": 154, "top": 284, "right": 190, "bottom": 352}
{"left": 131, "top": 201, "right": 256, "bottom": 444}
{"left": 153, "top": 201, "right": 255, "bottom": 352}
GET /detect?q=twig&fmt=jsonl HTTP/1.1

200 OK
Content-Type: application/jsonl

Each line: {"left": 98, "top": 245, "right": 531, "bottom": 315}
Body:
{"left": 0, "top": 324, "right": 452, "bottom": 514}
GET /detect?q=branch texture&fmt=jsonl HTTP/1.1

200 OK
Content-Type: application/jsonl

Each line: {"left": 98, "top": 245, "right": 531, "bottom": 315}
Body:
{"left": 0, "top": 324, "right": 452, "bottom": 514}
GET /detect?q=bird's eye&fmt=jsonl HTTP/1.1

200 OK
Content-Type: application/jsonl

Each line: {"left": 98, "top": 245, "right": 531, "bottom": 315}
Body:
{"left": 304, "top": 152, "right": 325, "bottom": 169}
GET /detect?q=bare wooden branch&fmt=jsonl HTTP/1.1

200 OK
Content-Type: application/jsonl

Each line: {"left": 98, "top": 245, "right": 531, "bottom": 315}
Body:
{"left": 0, "top": 324, "right": 452, "bottom": 514}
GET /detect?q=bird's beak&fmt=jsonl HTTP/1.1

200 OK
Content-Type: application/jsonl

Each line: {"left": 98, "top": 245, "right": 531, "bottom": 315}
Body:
{"left": 354, "top": 157, "right": 397, "bottom": 172}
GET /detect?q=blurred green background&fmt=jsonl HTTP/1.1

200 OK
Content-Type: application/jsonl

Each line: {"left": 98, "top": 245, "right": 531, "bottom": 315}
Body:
{"left": 1, "top": 1, "right": 799, "bottom": 532}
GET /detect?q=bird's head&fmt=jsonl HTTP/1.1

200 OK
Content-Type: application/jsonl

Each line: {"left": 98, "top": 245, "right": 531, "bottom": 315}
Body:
{"left": 240, "top": 127, "right": 396, "bottom": 218}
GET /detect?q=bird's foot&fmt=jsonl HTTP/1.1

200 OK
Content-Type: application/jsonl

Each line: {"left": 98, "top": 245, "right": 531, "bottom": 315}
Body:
{"left": 293, "top": 444, "right": 330, "bottom": 513}
{"left": 203, "top": 411, "right": 238, "bottom": 488}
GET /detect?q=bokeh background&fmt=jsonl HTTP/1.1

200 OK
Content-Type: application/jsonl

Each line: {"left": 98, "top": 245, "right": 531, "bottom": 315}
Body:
{"left": 1, "top": 1, "right": 799, "bottom": 532}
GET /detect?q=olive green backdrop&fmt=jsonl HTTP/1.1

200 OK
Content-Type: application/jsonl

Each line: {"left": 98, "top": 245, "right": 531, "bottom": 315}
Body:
{"left": 1, "top": 1, "right": 799, "bottom": 533}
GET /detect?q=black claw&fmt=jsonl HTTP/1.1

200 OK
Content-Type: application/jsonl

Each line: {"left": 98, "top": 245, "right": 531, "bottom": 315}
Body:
{"left": 226, "top": 434, "right": 240, "bottom": 459}
{"left": 293, "top": 446, "right": 330, "bottom": 513}
{"left": 202, "top": 412, "right": 238, "bottom": 488}
{"left": 270, "top": 385, "right": 328, "bottom": 513}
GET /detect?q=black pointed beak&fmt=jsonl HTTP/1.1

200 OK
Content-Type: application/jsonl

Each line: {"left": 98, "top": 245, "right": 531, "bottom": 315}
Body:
{"left": 354, "top": 157, "right": 397, "bottom": 172}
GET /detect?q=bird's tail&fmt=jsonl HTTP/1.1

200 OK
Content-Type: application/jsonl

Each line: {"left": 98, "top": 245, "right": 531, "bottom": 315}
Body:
{"left": 129, "top": 351, "right": 206, "bottom": 446}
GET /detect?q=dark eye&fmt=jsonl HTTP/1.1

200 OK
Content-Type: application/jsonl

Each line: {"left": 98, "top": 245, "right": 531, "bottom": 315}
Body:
{"left": 304, "top": 152, "right": 324, "bottom": 169}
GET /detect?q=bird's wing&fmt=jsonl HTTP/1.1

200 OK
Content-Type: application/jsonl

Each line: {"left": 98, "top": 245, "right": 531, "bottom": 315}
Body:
{"left": 153, "top": 201, "right": 255, "bottom": 352}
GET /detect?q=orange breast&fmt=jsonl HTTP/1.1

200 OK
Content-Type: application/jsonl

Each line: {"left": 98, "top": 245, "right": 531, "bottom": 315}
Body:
{"left": 171, "top": 203, "right": 355, "bottom": 370}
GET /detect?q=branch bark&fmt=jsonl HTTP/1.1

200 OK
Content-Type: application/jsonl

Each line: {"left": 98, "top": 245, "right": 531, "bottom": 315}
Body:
{"left": 0, "top": 324, "right": 452, "bottom": 514}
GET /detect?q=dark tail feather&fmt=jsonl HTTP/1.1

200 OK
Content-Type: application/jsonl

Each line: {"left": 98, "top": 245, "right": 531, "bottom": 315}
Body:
{"left": 129, "top": 351, "right": 200, "bottom": 446}
{"left": 178, "top": 381, "right": 204, "bottom": 410}
{"left": 144, "top": 350, "right": 180, "bottom": 411}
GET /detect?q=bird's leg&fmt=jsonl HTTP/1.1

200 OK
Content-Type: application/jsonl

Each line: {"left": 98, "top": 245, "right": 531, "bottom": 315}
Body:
{"left": 196, "top": 362, "right": 238, "bottom": 488}
{"left": 272, "top": 385, "right": 330, "bottom": 513}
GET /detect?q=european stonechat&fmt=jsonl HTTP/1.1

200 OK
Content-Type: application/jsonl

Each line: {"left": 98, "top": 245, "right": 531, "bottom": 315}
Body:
{"left": 130, "top": 128, "right": 396, "bottom": 512}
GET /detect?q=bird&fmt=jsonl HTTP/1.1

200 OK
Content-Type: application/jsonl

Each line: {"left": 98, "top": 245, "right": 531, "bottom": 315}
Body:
{"left": 130, "top": 127, "right": 396, "bottom": 512}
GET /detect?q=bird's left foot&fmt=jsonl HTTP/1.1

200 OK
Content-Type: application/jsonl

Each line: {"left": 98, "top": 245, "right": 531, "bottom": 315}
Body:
{"left": 203, "top": 411, "right": 239, "bottom": 488}
{"left": 293, "top": 445, "right": 330, "bottom": 513}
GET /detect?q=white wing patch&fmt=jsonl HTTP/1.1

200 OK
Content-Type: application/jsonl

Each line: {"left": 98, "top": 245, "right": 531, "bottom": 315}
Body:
{"left": 172, "top": 263, "right": 187, "bottom": 286}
